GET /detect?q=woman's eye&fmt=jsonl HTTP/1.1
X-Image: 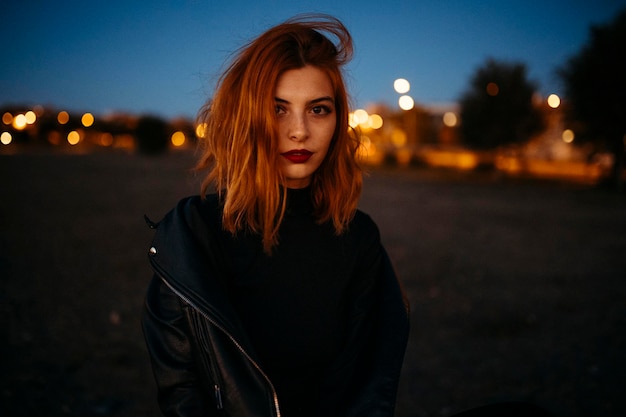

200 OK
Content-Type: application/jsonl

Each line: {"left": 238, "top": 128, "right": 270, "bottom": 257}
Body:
{"left": 275, "top": 105, "right": 286, "bottom": 115}
{"left": 311, "top": 105, "right": 332, "bottom": 115}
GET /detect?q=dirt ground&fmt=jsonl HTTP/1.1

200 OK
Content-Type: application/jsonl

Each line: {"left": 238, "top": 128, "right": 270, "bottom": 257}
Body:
{"left": 1, "top": 150, "right": 625, "bottom": 417}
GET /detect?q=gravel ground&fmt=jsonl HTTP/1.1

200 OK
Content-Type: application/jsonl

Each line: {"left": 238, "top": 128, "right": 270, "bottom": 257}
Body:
{"left": 1, "top": 150, "right": 625, "bottom": 417}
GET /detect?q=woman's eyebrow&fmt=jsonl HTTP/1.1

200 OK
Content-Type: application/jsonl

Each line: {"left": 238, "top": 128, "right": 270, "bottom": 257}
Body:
{"left": 274, "top": 96, "right": 335, "bottom": 105}
{"left": 310, "top": 96, "right": 334, "bottom": 105}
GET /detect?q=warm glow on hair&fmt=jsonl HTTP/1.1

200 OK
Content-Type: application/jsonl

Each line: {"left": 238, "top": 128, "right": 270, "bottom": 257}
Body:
{"left": 195, "top": 14, "right": 361, "bottom": 253}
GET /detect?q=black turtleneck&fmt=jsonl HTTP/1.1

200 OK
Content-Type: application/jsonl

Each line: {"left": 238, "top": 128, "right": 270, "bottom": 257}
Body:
{"left": 221, "top": 187, "right": 382, "bottom": 416}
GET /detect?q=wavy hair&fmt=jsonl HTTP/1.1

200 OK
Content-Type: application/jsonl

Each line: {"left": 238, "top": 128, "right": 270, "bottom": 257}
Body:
{"left": 195, "top": 14, "right": 362, "bottom": 253}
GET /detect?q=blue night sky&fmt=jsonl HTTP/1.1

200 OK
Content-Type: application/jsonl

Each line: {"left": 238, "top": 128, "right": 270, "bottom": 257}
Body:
{"left": 1, "top": 0, "right": 625, "bottom": 119}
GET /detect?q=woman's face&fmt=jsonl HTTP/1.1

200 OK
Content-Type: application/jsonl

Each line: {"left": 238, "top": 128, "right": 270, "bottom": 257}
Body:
{"left": 275, "top": 65, "right": 336, "bottom": 189}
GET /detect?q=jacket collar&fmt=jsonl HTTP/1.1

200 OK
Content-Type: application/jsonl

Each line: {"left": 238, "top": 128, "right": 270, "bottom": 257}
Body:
{"left": 148, "top": 196, "right": 249, "bottom": 341}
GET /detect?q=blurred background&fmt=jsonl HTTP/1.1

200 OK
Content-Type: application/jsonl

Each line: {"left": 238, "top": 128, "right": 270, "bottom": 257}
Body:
{"left": 2, "top": 0, "right": 625, "bottom": 186}
{"left": 1, "top": 1, "right": 625, "bottom": 416}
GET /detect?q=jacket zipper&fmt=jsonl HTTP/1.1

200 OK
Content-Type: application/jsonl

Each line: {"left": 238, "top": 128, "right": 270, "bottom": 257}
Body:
{"left": 214, "top": 384, "right": 223, "bottom": 409}
{"left": 157, "top": 273, "right": 282, "bottom": 417}
{"left": 188, "top": 308, "right": 225, "bottom": 410}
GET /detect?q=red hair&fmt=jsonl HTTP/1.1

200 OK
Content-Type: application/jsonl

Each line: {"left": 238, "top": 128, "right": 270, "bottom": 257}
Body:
{"left": 196, "top": 14, "right": 362, "bottom": 253}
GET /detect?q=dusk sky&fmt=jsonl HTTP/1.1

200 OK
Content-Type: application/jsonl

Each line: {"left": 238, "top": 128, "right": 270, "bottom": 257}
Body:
{"left": 2, "top": 0, "right": 625, "bottom": 120}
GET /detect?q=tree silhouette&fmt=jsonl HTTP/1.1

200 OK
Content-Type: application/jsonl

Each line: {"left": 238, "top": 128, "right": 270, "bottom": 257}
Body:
{"left": 559, "top": 8, "right": 626, "bottom": 189}
{"left": 459, "top": 59, "right": 544, "bottom": 150}
{"left": 135, "top": 115, "right": 169, "bottom": 155}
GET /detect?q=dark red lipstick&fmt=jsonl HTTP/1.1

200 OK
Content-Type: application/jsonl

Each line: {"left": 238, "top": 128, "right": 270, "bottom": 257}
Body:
{"left": 281, "top": 149, "right": 313, "bottom": 163}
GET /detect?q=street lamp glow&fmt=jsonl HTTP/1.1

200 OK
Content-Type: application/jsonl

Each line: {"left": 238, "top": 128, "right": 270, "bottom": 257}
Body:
{"left": 547, "top": 94, "right": 561, "bottom": 108}
{"left": 394, "top": 78, "right": 410, "bottom": 94}
{"left": 443, "top": 112, "right": 457, "bottom": 127}
{"left": 353, "top": 109, "right": 369, "bottom": 125}
{"left": 13, "top": 114, "right": 27, "bottom": 130}
{"left": 398, "top": 95, "right": 414, "bottom": 111}
{"left": 25, "top": 111, "right": 37, "bottom": 124}
{"left": 562, "top": 129, "right": 574, "bottom": 143}
{"left": 171, "top": 131, "right": 186, "bottom": 147}
{"left": 67, "top": 130, "right": 81, "bottom": 145}
{"left": 1, "top": 131, "right": 12, "bottom": 145}
{"left": 369, "top": 114, "right": 383, "bottom": 129}
{"left": 58, "top": 111, "right": 70, "bottom": 124}
{"left": 2, "top": 112, "right": 12, "bottom": 125}
{"left": 81, "top": 113, "right": 94, "bottom": 127}
{"left": 195, "top": 123, "right": 207, "bottom": 138}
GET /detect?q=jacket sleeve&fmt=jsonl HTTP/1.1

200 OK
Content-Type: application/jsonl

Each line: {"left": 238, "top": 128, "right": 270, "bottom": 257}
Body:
{"left": 322, "top": 221, "right": 410, "bottom": 417}
{"left": 349, "top": 249, "right": 410, "bottom": 417}
{"left": 142, "top": 275, "right": 218, "bottom": 417}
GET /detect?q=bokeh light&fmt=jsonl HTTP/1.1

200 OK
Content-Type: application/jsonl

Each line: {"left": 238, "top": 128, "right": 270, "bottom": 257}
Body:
{"left": 25, "top": 111, "right": 37, "bottom": 124}
{"left": 562, "top": 129, "right": 575, "bottom": 143}
{"left": 195, "top": 123, "right": 207, "bottom": 138}
{"left": 349, "top": 110, "right": 383, "bottom": 130}
{"left": 13, "top": 114, "right": 27, "bottom": 130}
{"left": 348, "top": 113, "right": 358, "bottom": 129}
{"left": 67, "top": 130, "right": 81, "bottom": 145}
{"left": 58, "top": 111, "right": 70, "bottom": 124}
{"left": 81, "top": 113, "right": 94, "bottom": 127}
{"left": 99, "top": 133, "right": 114, "bottom": 147}
{"left": 486, "top": 82, "right": 499, "bottom": 96}
{"left": 3, "top": 112, "right": 13, "bottom": 125}
{"left": 398, "top": 95, "right": 414, "bottom": 111}
{"left": 353, "top": 109, "right": 369, "bottom": 125}
{"left": 171, "top": 131, "right": 186, "bottom": 147}
{"left": 48, "top": 131, "right": 62, "bottom": 145}
{"left": 547, "top": 94, "right": 561, "bottom": 108}
{"left": 1, "top": 131, "right": 12, "bottom": 145}
{"left": 443, "top": 112, "right": 457, "bottom": 127}
{"left": 394, "top": 78, "right": 410, "bottom": 94}
{"left": 369, "top": 114, "right": 383, "bottom": 129}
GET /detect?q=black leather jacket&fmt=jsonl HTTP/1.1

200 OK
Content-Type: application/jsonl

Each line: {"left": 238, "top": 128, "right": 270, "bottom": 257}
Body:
{"left": 142, "top": 196, "right": 410, "bottom": 417}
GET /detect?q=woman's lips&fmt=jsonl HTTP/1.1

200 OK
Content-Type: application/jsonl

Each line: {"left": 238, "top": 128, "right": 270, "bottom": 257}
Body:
{"left": 281, "top": 149, "right": 313, "bottom": 163}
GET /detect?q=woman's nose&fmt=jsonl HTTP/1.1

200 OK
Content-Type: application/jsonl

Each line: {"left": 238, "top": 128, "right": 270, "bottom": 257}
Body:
{"left": 288, "top": 114, "right": 309, "bottom": 142}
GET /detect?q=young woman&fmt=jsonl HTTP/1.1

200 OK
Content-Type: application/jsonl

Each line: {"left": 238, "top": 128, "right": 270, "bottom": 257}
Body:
{"left": 142, "top": 15, "right": 410, "bottom": 417}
